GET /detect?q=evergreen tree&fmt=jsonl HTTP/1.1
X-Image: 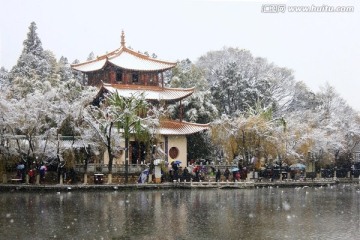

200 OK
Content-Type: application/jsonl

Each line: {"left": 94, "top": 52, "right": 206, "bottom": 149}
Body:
{"left": 0, "top": 67, "right": 9, "bottom": 89}
{"left": 11, "top": 22, "right": 51, "bottom": 81}
{"left": 44, "top": 50, "right": 60, "bottom": 85}
{"left": 58, "top": 56, "right": 73, "bottom": 82}
{"left": 167, "top": 59, "right": 218, "bottom": 161}
{"left": 9, "top": 22, "right": 57, "bottom": 98}
{"left": 22, "top": 22, "right": 44, "bottom": 56}
{"left": 71, "top": 59, "right": 84, "bottom": 84}
{"left": 196, "top": 47, "right": 284, "bottom": 116}
{"left": 168, "top": 59, "right": 218, "bottom": 123}
{"left": 87, "top": 52, "right": 95, "bottom": 61}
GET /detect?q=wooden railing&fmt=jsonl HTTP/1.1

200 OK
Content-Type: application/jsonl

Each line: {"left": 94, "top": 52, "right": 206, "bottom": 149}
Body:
{"left": 74, "top": 164, "right": 148, "bottom": 174}
{"left": 73, "top": 163, "right": 242, "bottom": 175}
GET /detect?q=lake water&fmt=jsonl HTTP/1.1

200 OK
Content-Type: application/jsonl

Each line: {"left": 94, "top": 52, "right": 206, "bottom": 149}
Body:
{"left": 1, "top": 184, "right": 360, "bottom": 239}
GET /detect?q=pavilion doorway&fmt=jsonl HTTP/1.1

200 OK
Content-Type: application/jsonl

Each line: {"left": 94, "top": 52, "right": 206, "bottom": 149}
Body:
{"left": 130, "top": 141, "right": 147, "bottom": 164}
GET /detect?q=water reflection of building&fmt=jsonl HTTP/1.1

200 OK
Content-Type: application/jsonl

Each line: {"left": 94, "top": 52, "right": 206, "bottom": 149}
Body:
{"left": 71, "top": 32, "right": 209, "bottom": 167}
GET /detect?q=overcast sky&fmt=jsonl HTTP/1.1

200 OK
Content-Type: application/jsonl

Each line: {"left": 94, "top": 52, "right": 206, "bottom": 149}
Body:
{"left": 1, "top": 0, "right": 359, "bottom": 110}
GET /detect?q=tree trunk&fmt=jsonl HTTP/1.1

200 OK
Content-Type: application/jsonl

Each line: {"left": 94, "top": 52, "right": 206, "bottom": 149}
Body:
{"left": 107, "top": 141, "right": 113, "bottom": 173}
{"left": 107, "top": 122, "right": 114, "bottom": 184}
{"left": 84, "top": 145, "right": 90, "bottom": 184}
{"left": 84, "top": 145, "right": 90, "bottom": 173}
{"left": 107, "top": 141, "right": 113, "bottom": 184}
{"left": 125, "top": 138, "right": 129, "bottom": 184}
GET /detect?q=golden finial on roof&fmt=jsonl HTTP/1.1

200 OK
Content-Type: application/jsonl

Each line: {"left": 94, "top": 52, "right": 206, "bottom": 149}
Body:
{"left": 121, "top": 30, "right": 125, "bottom": 47}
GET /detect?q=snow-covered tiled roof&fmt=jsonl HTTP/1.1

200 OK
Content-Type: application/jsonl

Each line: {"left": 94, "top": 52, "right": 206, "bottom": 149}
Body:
{"left": 72, "top": 46, "right": 176, "bottom": 72}
{"left": 102, "top": 83, "right": 194, "bottom": 102}
{"left": 108, "top": 49, "right": 176, "bottom": 71}
{"left": 72, "top": 59, "right": 107, "bottom": 72}
{"left": 159, "top": 119, "right": 209, "bottom": 135}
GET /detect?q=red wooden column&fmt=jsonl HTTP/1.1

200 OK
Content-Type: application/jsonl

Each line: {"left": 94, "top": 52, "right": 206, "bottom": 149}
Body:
{"left": 110, "top": 70, "right": 115, "bottom": 84}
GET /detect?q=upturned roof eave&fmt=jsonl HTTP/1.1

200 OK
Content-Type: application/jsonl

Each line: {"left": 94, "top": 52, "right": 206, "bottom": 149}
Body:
{"left": 158, "top": 119, "right": 210, "bottom": 135}
{"left": 101, "top": 83, "right": 195, "bottom": 102}
{"left": 71, "top": 45, "right": 176, "bottom": 73}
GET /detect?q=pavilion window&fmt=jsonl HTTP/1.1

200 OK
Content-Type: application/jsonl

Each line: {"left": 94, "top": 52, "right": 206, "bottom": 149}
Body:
{"left": 116, "top": 69, "right": 123, "bottom": 83}
{"left": 132, "top": 72, "right": 139, "bottom": 83}
{"left": 169, "top": 147, "right": 179, "bottom": 159}
{"left": 96, "top": 72, "right": 102, "bottom": 81}
{"left": 149, "top": 73, "right": 154, "bottom": 84}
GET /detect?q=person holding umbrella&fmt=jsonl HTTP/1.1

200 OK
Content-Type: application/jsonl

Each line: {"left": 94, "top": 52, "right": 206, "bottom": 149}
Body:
{"left": 39, "top": 165, "right": 47, "bottom": 183}
{"left": 16, "top": 163, "right": 25, "bottom": 182}
{"left": 231, "top": 167, "right": 240, "bottom": 181}
{"left": 171, "top": 161, "right": 180, "bottom": 181}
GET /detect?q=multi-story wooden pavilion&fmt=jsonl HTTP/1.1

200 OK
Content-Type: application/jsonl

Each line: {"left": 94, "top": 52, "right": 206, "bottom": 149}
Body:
{"left": 72, "top": 31, "right": 208, "bottom": 168}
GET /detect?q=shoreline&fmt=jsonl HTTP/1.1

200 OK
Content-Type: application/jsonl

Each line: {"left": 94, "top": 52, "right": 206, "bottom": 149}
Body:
{"left": 0, "top": 179, "right": 348, "bottom": 192}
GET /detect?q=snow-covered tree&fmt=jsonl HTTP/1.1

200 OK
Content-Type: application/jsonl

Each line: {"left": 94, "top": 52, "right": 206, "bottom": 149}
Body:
{"left": 43, "top": 50, "right": 60, "bottom": 84}
{"left": 211, "top": 101, "right": 286, "bottom": 168}
{"left": 166, "top": 59, "right": 218, "bottom": 160}
{"left": 197, "top": 48, "right": 265, "bottom": 115}
{"left": 313, "top": 83, "right": 358, "bottom": 167}
{"left": 0, "top": 22, "right": 100, "bottom": 182}
{"left": 11, "top": 22, "right": 52, "bottom": 82}
{"left": 58, "top": 56, "right": 73, "bottom": 82}
{"left": 279, "top": 82, "right": 360, "bottom": 170}
{"left": 84, "top": 91, "right": 159, "bottom": 183}
{"left": 286, "top": 81, "right": 318, "bottom": 112}
{"left": 71, "top": 59, "right": 84, "bottom": 84}
{"left": 87, "top": 52, "right": 95, "bottom": 61}
{"left": 196, "top": 47, "right": 295, "bottom": 117}
{"left": 266, "top": 66, "right": 296, "bottom": 115}
{"left": 8, "top": 22, "right": 59, "bottom": 98}
{"left": 167, "top": 59, "right": 218, "bottom": 123}
{"left": 0, "top": 72, "right": 96, "bottom": 182}
{"left": 0, "top": 67, "right": 9, "bottom": 90}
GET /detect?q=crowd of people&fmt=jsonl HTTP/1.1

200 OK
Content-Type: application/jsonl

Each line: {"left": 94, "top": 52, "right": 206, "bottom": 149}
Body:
{"left": 15, "top": 162, "right": 47, "bottom": 183}
{"left": 166, "top": 161, "right": 248, "bottom": 183}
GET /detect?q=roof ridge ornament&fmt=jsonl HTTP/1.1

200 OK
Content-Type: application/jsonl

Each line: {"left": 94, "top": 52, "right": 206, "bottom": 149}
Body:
{"left": 121, "top": 30, "right": 125, "bottom": 47}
